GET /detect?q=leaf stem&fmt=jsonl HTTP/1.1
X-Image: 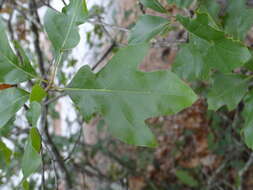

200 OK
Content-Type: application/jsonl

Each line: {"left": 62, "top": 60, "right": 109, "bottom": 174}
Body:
{"left": 46, "top": 53, "right": 63, "bottom": 91}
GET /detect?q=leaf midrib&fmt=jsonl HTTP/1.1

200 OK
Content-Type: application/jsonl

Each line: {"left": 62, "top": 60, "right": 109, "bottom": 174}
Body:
{"left": 65, "top": 87, "right": 189, "bottom": 96}
{"left": 60, "top": 1, "right": 79, "bottom": 51}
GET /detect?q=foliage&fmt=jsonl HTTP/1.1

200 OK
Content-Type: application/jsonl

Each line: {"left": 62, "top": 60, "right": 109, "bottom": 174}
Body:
{"left": 1, "top": 0, "right": 253, "bottom": 189}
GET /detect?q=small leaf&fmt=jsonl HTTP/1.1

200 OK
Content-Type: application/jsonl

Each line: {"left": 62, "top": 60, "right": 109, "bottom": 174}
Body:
{"left": 166, "top": 0, "right": 194, "bottom": 8}
{"left": 129, "top": 15, "right": 169, "bottom": 45}
{"left": 66, "top": 44, "right": 197, "bottom": 146}
{"left": 22, "top": 179, "right": 30, "bottom": 190}
{"left": 0, "top": 140, "right": 12, "bottom": 166}
{"left": 175, "top": 170, "right": 199, "bottom": 187}
{"left": 242, "top": 90, "right": 253, "bottom": 149}
{"left": 26, "top": 102, "right": 41, "bottom": 128}
{"left": 207, "top": 73, "right": 248, "bottom": 111}
{"left": 44, "top": 0, "right": 88, "bottom": 52}
{"left": 224, "top": 0, "right": 253, "bottom": 40}
{"left": 21, "top": 128, "right": 42, "bottom": 178}
{"left": 30, "top": 84, "right": 47, "bottom": 103}
{"left": 0, "top": 88, "right": 29, "bottom": 128}
{"left": 140, "top": 0, "right": 167, "bottom": 13}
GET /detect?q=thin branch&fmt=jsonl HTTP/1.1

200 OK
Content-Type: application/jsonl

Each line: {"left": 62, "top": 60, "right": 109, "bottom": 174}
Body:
{"left": 87, "top": 19, "right": 130, "bottom": 32}
{"left": 44, "top": 93, "right": 67, "bottom": 105}
{"left": 41, "top": 103, "right": 73, "bottom": 189}
{"left": 207, "top": 160, "right": 228, "bottom": 190}
{"left": 41, "top": 148, "right": 46, "bottom": 190}
{"left": 238, "top": 152, "right": 253, "bottom": 190}
{"left": 91, "top": 42, "right": 117, "bottom": 71}
{"left": 29, "top": 0, "right": 46, "bottom": 78}
{"left": 64, "top": 126, "right": 83, "bottom": 162}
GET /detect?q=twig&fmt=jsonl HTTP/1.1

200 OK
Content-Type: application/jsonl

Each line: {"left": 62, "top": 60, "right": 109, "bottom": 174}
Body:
{"left": 44, "top": 93, "right": 67, "bottom": 105}
{"left": 207, "top": 161, "right": 227, "bottom": 190}
{"left": 61, "top": 0, "right": 67, "bottom": 6}
{"left": 91, "top": 42, "right": 117, "bottom": 71}
{"left": 41, "top": 148, "right": 46, "bottom": 190}
{"left": 29, "top": 0, "right": 46, "bottom": 78}
{"left": 238, "top": 152, "right": 253, "bottom": 190}
{"left": 87, "top": 19, "right": 130, "bottom": 32}
{"left": 64, "top": 126, "right": 83, "bottom": 162}
{"left": 41, "top": 103, "right": 73, "bottom": 189}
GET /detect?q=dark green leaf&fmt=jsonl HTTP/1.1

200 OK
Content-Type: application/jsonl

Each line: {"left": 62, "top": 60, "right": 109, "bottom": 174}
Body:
{"left": 173, "top": 14, "right": 251, "bottom": 79}
{"left": 21, "top": 128, "right": 42, "bottom": 178}
{"left": 207, "top": 74, "right": 248, "bottom": 110}
{"left": 30, "top": 84, "right": 47, "bottom": 102}
{"left": 129, "top": 15, "right": 169, "bottom": 45}
{"left": 0, "top": 18, "right": 36, "bottom": 84}
{"left": 140, "top": 0, "right": 167, "bottom": 13}
{"left": 175, "top": 170, "right": 199, "bottom": 187}
{"left": 66, "top": 44, "right": 197, "bottom": 147}
{"left": 0, "top": 88, "right": 29, "bottom": 128}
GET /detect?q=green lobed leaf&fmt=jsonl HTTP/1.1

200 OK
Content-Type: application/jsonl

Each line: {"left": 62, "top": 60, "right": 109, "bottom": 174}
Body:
{"left": 242, "top": 90, "right": 253, "bottom": 149}
{"left": 44, "top": 3, "right": 81, "bottom": 52}
{"left": 0, "top": 88, "right": 29, "bottom": 128}
{"left": 140, "top": 0, "right": 167, "bottom": 13}
{"left": 21, "top": 128, "right": 42, "bottom": 179}
{"left": 66, "top": 44, "right": 197, "bottom": 147}
{"left": 207, "top": 73, "right": 249, "bottom": 111}
{"left": 173, "top": 14, "right": 251, "bottom": 79}
{"left": 129, "top": 15, "right": 169, "bottom": 45}
{"left": 0, "top": 140, "right": 12, "bottom": 167}
{"left": 166, "top": 0, "right": 194, "bottom": 8}
{"left": 224, "top": 0, "right": 253, "bottom": 41}
{"left": 26, "top": 102, "right": 41, "bottom": 128}
{"left": 30, "top": 84, "right": 47, "bottom": 103}
{"left": 175, "top": 170, "right": 199, "bottom": 187}
{"left": 0, "top": 18, "right": 36, "bottom": 84}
